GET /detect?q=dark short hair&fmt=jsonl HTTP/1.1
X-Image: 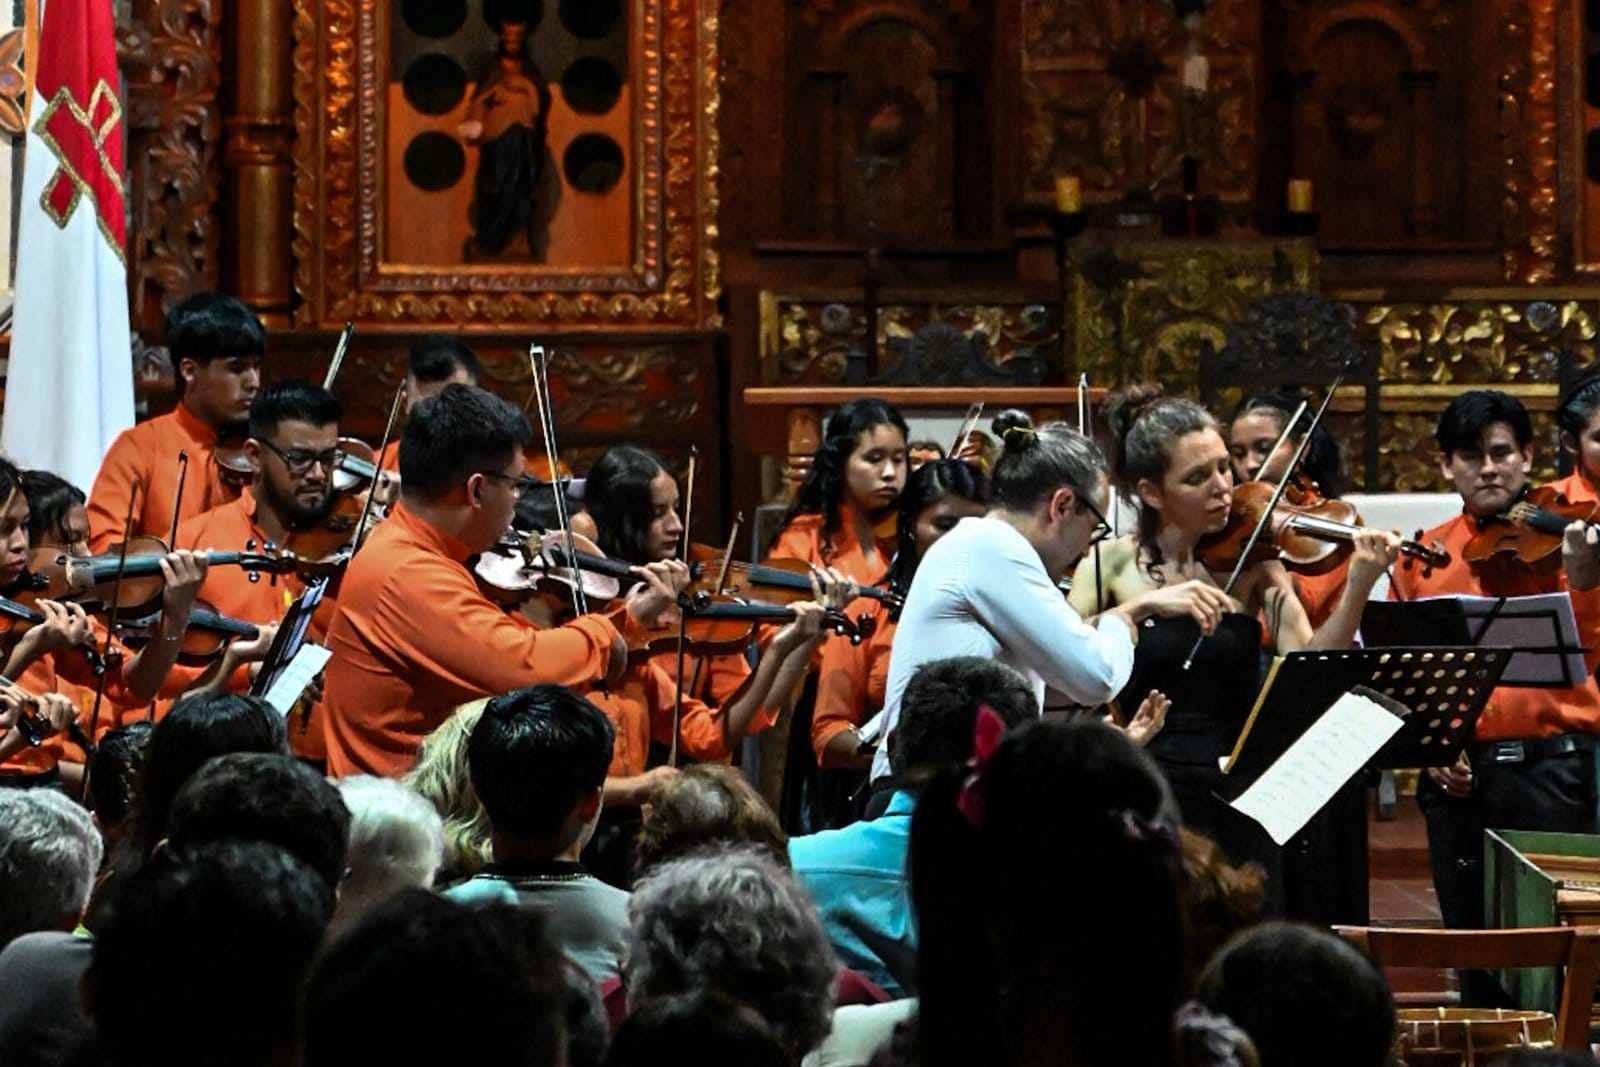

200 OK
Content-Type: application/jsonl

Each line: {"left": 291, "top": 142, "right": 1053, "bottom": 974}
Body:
{"left": 886, "top": 458, "right": 988, "bottom": 597}
{"left": 127, "top": 692, "right": 288, "bottom": 861}
{"left": 1559, "top": 365, "right": 1600, "bottom": 442}
{"left": 398, "top": 384, "right": 532, "bottom": 500}
{"left": 468, "top": 685, "right": 614, "bottom": 839}
{"left": 19, "top": 468, "right": 86, "bottom": 547}
{"left": 1195, "top": 922, "right": 1396, "bottom": 1067}
{"left": 989, "top": 409, "right": 1106, "bottom": 514}
{"left": 86, "top": 720, "right": 155, "bottom": 827}
{"left": 407, "top": 334, "right": 481, "bottom": 385}
{"left": 302, "top": 890, "right": 564, "bottom": 1067}
{"left": 90, "top": 841, "right": 331, "bottom": 1067}
{"left": 892, "top": 657, "right": 1038, "bottom": 777}
{"left": 585, "top": 445, "right": 670, "bottom": 562}
{"left": 164, "top": 290, "right": 266, "bottom": 365}
{"left": 604, "top": 991, "right": 793, "bottom": 1067}
{"left": 1436, "top": 389, "right": 1532, "bottom": 455}
{"left": 248, "top": 379, "right": 341, "bottom": 440}
{"left": 0, "top": 457, "right": 23, "bottom": 516}
{"left": 164, "top": 753, "right": 352, "bottom": 903}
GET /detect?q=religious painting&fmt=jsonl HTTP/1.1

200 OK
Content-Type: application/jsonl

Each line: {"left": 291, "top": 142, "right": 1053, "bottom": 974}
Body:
{"left": 292, "top": 0, "right": 720, "bottom": 329}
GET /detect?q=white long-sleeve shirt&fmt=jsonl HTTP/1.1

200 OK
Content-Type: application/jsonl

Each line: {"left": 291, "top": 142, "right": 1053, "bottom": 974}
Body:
{"left": 869, "top": 515, "right": 1135, "bottom": 781}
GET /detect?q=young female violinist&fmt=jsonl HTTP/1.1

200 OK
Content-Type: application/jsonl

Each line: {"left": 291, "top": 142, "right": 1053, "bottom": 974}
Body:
{"left": 1069, "top": 386, "right": 1398, "bottom": 895}
{"left": 769, "top": 398, "right": 909, "bottom": 588}
{"left": 1225, "top": 390, "right": 1355, "bottom": 629}
{"left": 811, "top": 457, "right": 988, "bottom": 771}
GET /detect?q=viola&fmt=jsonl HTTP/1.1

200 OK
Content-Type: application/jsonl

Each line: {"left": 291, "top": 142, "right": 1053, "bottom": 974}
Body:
{"left": 1197, "top": 480, "right": 1452, "bottom": 577}
{"left": 684, "top": 543, "right": 904, "bottom": 610}
{"left": 1460, "top": 485, "right": 1599, "bottom": 574}
{"left": 475, "top": 529, "right": 623, "bottom": 606}
{"left": 113, "top": 599, "right": 260, "bottom": 666}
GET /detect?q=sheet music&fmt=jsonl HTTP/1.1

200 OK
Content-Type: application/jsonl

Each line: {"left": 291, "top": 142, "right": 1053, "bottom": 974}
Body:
{"left": 263, "top": 643, "right": 332, "bottom": 716}
{"left": 1229, "top": 689, "right": 1404, "bottom": 845}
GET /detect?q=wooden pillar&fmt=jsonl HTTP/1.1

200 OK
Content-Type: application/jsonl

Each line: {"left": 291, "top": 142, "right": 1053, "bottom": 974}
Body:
{"left": 221, "top": 0, "right": 293, "bottom": 325}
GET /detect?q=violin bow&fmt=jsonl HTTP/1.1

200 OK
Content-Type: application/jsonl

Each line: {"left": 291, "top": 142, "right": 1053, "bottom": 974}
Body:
{"left": 166, "top": 450, "right": 188, "bottom": 546}
{"left": 668, "top": 446, "right": 699, "bottom": 768}
{"left": 951, "top": 403, "right": 983, "bottom": 459}
{"left": 527, "top": 343, "right": 589, "bottom": 620}
{"left": 350, "top": 382, "right": 405, "bottom": 557}
{"left": 685, "top": 510, "right": 741, "bottom": 705}
{"left": 321, "top": 321, "right": 355, "bottom": 392}
{"left": 1180, "top": 363, "right": 1350, "bottom": 670}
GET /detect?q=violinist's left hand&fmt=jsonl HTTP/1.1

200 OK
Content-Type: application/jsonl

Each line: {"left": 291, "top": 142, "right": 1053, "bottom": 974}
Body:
{"left": 1346, "top": 529, "right": 1402, "bottom": 596}
{"left": 624, "top": 559, "right": 690, "bottom": 630}
{"left": 1563, "top": 519, "right": 1600, "bottom": 591}
{"left": 772, "top": 600, "right": 827, "bottom": 654}
{"left": 809, "top": 565, "right": 857, "bottom": 612}
{"left": 159, "top": 549, "right": 209, "bottom": 620}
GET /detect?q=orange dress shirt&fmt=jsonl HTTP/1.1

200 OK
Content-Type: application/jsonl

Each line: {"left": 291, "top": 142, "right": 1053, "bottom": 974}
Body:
{"left": 582, "top": 657, "right": 746, "bottom": 777}
{"left": 812, "top": 602, "right": 894, "bottom": 764}
{"left": 1294, "top": 555, "right": 1353, "bottom": 632}
{"left": 1388, "top": 472, "right": 1600, "bottom": 741}
{"left": 87, "top": 404, "right": 239, "bottom": 551}
{"left": 321, "top": 503, "right": 623, "bottom": 778}
{"left": 768, "top": 505, "right": 895, "bottom": 588}
{"left": 167, "top": 489, "right": 335, "bottom": 758}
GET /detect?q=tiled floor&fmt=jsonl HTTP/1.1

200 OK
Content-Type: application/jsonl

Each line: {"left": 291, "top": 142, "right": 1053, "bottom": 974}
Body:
{"left": 1367, "top": 795, "right": 1454, "bottom": 1002}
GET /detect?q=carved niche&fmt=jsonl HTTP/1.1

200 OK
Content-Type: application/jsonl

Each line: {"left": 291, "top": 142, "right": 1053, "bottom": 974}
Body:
{"left": 290, "top": 0, "right": 721, "bottom": 330}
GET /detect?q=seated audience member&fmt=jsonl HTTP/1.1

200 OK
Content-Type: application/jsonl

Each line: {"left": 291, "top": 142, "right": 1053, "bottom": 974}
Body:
{"left": 446, "top": 684, "right": 630, "bottom": 984}
{"left": 634, "top": 763, "right": 789, "bottom": 879}
{"left": 1179, "top": 828, "right": 1268, "bottom": 993}
{"left": 627, "top": 846, "right": 837, "bottom": 1062}
{"left": 302, "top": 889, "right": 564, "bottom": 1067}
{"left": 560, "top": 956, "right": 612, "bottom": 1067}
{"left": 85, "top": 721, "right": 154, "bottom": 850}
{"left": 0, "top": 790, "right": 102, "bottom": 948}
{"left": 1187, "top": 922, "right": 1395, "bottom": 1067}
{"left": 790, "top": 656, "right": 1038, "bottom": 998}
{"left": 910, "top": 718, "right": 1187, "bottom": 1067}
{"left": 407, "top": 699, "right": 492, "bottom": 883}
{"left": 604, "top": 991, "right": 794, "bottom": 1067}
{"left": 331, "top": 776, "right": 445, "bottom": 934}
{"left": 162, "top": 753, "right": 352, "bottom": 906}
{"left": 87, "top": 841, "right": 332, "bottom": 1067}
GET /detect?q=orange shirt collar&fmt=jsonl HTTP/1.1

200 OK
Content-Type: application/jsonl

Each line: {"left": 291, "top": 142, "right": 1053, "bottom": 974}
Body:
{"left": 172, "top": 401, "right": 220, "bottom": 446}
{"left": 389, "top": 502, "right": 473, "bottom": 565}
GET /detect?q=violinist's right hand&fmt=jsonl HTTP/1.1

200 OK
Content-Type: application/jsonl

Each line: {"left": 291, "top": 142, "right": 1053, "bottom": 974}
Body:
{"left": 1129, "top": 579, "right": 1232, "bottom": 635}
{"left": 623, "top": 559, "right": 691, "bottom": 630}
{"left": 230, "top": 622, "right": 279, "bottom": 665}
{"left": 0, "top": 684, "right": 77, "bottom": 739}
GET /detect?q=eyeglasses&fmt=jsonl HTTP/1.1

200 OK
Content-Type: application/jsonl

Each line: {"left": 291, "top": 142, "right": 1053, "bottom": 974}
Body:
{"left": 1081, "top": 494, "right": 1113, "bottom": 546}
{"left": 259, "top": 439, "right": 343, "bottom": 478}
{"left": 474, "top": 470, "right": 528, "bottom": 499}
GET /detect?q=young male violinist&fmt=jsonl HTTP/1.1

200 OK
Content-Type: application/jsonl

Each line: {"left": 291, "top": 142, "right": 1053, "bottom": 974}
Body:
{"left": 87, "top": 291, "right": 266, "bottom": 551}
{"left": 165, "top": 380, "right": 345, "bottom": 759}
{"left": 375, "top": 334, "right": 482, "bottom": 474}
{"left": 1390, "top": 390, "right": 1600, "bottom": 973}
{"left": 321, "top": 384, "right": 688, "bottom": 779}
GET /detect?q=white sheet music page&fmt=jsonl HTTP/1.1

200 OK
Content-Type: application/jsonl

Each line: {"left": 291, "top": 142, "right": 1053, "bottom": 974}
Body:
{"left": 264, "top": 643, "right": 332, "bottom": 716}
{"left": 1229, "top": 689, "right": 1403, "bottom": 845}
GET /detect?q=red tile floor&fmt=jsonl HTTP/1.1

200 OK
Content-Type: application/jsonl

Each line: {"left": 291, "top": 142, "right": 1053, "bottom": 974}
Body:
{"left": 1367, "top": 795, "right": 1454, "bottom": 1003}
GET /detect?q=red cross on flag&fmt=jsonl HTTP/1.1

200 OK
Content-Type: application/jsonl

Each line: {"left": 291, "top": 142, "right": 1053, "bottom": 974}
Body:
{"left": 1, "top": 0, "right": 132, "bottom": 493}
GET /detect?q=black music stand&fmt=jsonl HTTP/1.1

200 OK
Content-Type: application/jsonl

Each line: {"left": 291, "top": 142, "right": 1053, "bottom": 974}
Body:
{"left": 1362, "top": 593, "right": 1588, "bottom": 689}
{"left": 249, "top": 576, "right": 329, "bottom": 700}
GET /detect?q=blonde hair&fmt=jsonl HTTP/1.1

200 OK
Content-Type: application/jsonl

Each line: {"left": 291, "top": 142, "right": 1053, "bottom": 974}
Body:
{"left": 405, "top": 700, "right": 492, "bottom": 882}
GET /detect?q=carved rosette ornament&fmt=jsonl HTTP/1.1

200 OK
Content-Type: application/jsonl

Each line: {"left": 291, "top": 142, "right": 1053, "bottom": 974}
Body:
{"left": 291, "top": 0, "right": 720, "bottom": 330}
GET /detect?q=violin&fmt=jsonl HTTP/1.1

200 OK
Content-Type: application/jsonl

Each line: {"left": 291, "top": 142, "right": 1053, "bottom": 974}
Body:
{"left": 113, "top": 600, "right": 260, "bottom": 666}
{"left": 213, "top": 425, "right": 254, "bottom": 492}
{"left": 0, "top": 593, "right": 114, "bottom": 675}
{"left": 1460, "top": 485, "right": 1598, "bottom": 575}
{"left": 1197, "top": 479, "right": 1452, "bottom": 577}
{"left": 684, "top": 543, "right": 904, "bottom": 610}
{"left": 629, "top": 591, "right": 873, "bottom": 656}
{"left": 1, "top": 681, "right": 94, "bottom": 753}
{"left": 475, "top": 529, "right": 623, "bottom": 607}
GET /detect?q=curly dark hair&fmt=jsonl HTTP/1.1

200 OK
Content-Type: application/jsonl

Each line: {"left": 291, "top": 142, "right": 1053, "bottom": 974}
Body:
{"left": 775, "top": 397, "right": 908, "bottom": 554}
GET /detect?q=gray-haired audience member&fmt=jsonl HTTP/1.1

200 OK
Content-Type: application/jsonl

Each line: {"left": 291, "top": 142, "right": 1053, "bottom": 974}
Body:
{"left": 331, "top": 776, "right": 445, "bottom": 934}
{"left": 0, "top": 789, "right": 102, "bottom": 948}
{"left": 627, "top": 845, "right": 837, "bottom": 1060}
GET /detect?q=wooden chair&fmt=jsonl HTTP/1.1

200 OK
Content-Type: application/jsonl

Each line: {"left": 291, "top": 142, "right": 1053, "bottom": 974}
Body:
{"left": 1334, "top": 925, "right": 1600, "bottom": 1052}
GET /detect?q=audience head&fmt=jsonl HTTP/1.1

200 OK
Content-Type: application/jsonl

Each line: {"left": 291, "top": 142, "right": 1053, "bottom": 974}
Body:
{"left": 780, "top": 397, "right": 909, "bottom": 546}
{"left": 469, "top": 684, "right": 613, "bottom": 855}
{"left": 0, "top": 789, "right": 102, "bottom": 947}
{"left": 127, "top": 691, "right": 287, "bottom": 861}
{"left": 1192, "top": 922, "right": 1395, "bottom": 1067}
{"left": 163, "top": 753, "right": 351, "bottom": 907}
{"left": 627, "top": 846, "right": 836, "bottom": 1060}
{"left": 405, "top": 333, "right": 481, "bottom": 409}
{"left": 331, "top": 776, "right": 444, "bottom": 933}
{"left": 86, "top": 720, "right": 155, "bottom": 836}
{"left": 911, "top": 718, "right": 1185, "bottom": 1067}
{"left": 1105, "top": 384, "right": 1230, "bottom": 572}
{"left": 584, "top": 445, "right": 684, "bottom": 563}
{"left": 1435, "top": 389, "right": 1534, "bottom": 518}
{"left": 406, "top": 700, "right": 493, "bottom": 882}
{"left": 890, "top": 656, "right": 1037, "bottom": 782}
{"left": 19, "top": 468, "right": 88, "bottom": 555}
{"left": 1225, "top": 389, "right": 1346, "bottom": 497}
{"left": 164, "top": 290, "right": 265, "bottom": 427}
{"left": 635, "top": 764, "right": 788, "bottom": 878}
{"left": 88, "top": 841, "right": 330, "bottom": 1067}
{"left": 885, "top": 457, "right": 988, "bottom": 599}
{"left": 604, "top": 991, "right": 795, "bottom": 1067}
{"left": 1178, "top": 828, "right": 1268, "bottom": 993}
{"left": 399, "top": 385, "right": 532, "bottom": 549}
{"left": 988, "top": 410, "right": 1110, "bottom": 579}
{"left": 302, "top": 890, "right": 564, "bottom": 1067}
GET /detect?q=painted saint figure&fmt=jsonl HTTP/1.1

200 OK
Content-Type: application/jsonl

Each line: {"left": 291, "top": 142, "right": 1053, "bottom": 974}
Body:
{"left": 458, "top": 19, "right": 553, "bottom": 260}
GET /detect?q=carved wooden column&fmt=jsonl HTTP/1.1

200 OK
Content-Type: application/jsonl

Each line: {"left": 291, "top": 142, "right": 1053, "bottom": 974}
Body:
{"left": 222, "top": 0, "right": 293, "bottom": 325}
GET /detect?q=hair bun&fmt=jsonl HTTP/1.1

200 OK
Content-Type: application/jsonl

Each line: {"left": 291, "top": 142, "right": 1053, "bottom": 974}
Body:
{"left": 992, "top": 409, "right": 1036, "bottom": 453}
